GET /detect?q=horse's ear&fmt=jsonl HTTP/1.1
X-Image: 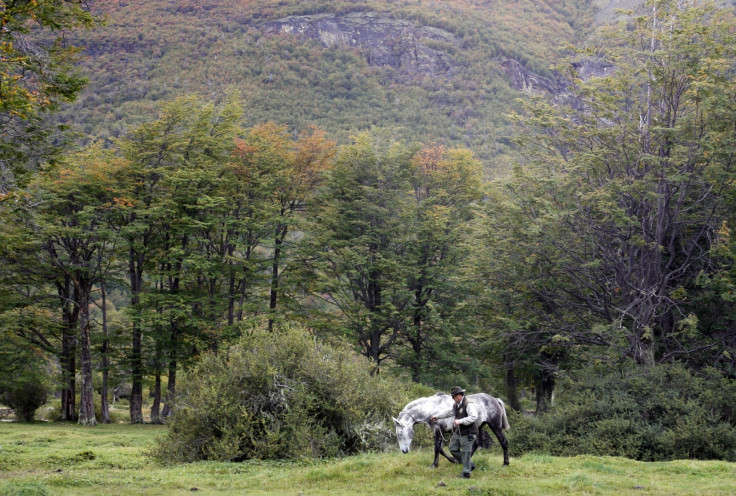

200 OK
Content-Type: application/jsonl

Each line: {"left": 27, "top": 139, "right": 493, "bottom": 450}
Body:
{"left": 392, "top": 416, "right": 401, "bottom": 426}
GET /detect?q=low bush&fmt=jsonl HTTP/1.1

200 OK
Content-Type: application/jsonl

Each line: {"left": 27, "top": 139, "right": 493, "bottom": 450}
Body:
{"left": 153, "top": 326, "right": 411, "bottom": 462}
{"left": 0, "top": 366, "right": 53, "bottom": 423}
{"left": 510, "top": 362, "right": 736, "bottom": 461}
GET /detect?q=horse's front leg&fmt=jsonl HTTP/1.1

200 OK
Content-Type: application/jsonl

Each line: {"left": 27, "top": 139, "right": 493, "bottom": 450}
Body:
{"left": 430, "top": 425, "right": 456, "bottom": 468}
{"left": 436, "top": 427, "right": 459, "bottom": 465}
{"left": 431, "top": 429, "right": 442, "bottom": 468}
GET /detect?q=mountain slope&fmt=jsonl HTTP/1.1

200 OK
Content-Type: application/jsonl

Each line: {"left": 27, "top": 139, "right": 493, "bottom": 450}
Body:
{"left": 61, "top": 0, "right": 596, "bottom": 166}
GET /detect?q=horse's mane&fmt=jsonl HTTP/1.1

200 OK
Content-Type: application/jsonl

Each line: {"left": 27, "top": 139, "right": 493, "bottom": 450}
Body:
{"left": 399, "top": 393, "right": 453, "bottom": 424}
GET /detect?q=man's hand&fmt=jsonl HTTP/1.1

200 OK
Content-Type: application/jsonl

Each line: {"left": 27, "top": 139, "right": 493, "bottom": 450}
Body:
{"left": 430, "top": 416, "right": 437, "bottom": 422}
{"left": 454, "top": 419, "right": 461, "bottom": 426}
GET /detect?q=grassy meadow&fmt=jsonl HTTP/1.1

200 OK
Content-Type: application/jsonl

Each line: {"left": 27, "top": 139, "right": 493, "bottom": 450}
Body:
{"left": 1, "top": 422, "right": 735, "bottom": 496}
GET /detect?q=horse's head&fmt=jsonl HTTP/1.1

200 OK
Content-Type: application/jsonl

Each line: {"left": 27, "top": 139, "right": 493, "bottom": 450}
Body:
{"left": 393, "top": 415, "right": 414, "bottom": 453}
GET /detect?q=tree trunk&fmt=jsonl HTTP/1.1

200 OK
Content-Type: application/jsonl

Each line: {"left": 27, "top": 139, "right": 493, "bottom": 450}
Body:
{"left": 150, "top": 370, "right": 162, "bottom": 424}
{"left": 227, "top": 264, "right": 237, "bottom": 326}
{"left": 59, "top": 280, "right": 79, "bottom": 422}
{"left": 410, "top": 307, "right": 423, "bottom": 383}
{"left": 129, "top": 326, "right": 144, "bottom": 423}
{"left": 100, "top": 283, "right": 111, "bottom": 424}
{"left": 129, "top": 248, "right": 145, "bottom": 424}
{"left": 60, "top": 328, "right": 77, "bottom": 422}
{"left": 77, "top": 287, "right": 97, "bottom": 426}
{"left": 504, "top": 357, "right": 522, "bottom": 412}
{"left": 268, "top": 225, "right": 287, "bottom": 332}
{"left": 161, "top": 357, "right": 176, "bottom": 418}
{"left": 630, "top": 333, "right": 655, "bottom": 366}
{"left": 534, "top": 367, "right": 556, "bottom": 414}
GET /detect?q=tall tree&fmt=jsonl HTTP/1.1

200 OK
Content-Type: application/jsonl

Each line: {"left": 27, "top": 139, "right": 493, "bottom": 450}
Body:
{"left": 306, "top": 132, "right": 414, "bottom": 369}
{"left": 262, "top": 125, "right": 335, "bottom": 330}
{"left": 506, "top": 0, "right": 736, "bottom": 367}
{"left": 401, "top": 145, "right": 484, "bottom": 382}
{"left": 8, "top": 146, "right": 122, "bottom": 425}
{"left": 115, "top": 96, "right": 241, "bottom": 421}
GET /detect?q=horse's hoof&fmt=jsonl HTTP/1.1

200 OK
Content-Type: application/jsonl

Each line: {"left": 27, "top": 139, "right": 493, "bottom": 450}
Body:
{"left": 429, "top": 464, "right": 438, "bottom": 469}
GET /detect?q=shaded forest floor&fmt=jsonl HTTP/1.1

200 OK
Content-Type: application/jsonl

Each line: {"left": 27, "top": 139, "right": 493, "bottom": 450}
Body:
{"left": 0, "top": 422, "right": 734, "bottom": 495}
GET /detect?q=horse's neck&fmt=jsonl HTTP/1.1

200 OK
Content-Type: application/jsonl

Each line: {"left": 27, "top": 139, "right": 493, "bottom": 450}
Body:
{"left": 408, "top": 399, "right": 447, "bottom": 425}
{"left": 400, "top": 406, "right": 421, "bottom": 425}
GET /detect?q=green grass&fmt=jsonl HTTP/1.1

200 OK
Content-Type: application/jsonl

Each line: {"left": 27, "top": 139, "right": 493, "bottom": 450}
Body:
{"left": 1, "top": 422, "right": 735, "bottom": 495}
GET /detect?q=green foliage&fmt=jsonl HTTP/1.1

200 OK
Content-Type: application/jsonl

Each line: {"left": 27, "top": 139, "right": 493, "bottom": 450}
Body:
{"left": 302, "top": 132, "right": 485, "bottom": 381}
{"left": 510, "top": 362, "right": 736, "bottom": 461}
{"left": 490, "top": 0, "right": 736, "bottom": 373}
{"left": 154, "top": 325, "right": 409, "bottom": 461}
{"left": 303, "top": 131, "right": 416, "bottom": 366}
{"left": 0, "top": 355, "right": 53, "bottom": 423}
{"left": 0, "top": 309, "right": 55, "bottom": 424}
{"left": 0, "top": 0, "right": 98, "bottom": 189}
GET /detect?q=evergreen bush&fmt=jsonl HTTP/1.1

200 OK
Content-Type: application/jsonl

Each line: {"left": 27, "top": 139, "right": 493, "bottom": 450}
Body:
{"left": 509, "top": 362, "right": 736, "bottom": 461}
{"left": 153, "top": 326, "right": 410, "bottom": 461}
{"left": 0, "top": 364, "right": 53, "bottom": 423}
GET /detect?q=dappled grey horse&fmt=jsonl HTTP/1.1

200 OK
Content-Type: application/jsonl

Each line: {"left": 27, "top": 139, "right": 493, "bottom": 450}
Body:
{"left": 393, "top": 392, "right": 510, "bottom": 467}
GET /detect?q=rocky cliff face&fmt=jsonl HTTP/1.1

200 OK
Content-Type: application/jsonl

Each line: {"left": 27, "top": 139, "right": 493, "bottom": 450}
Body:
{"left": 262, "top": 12, "right": 612, "bottom": 101}
{"left": 496, "top": 56, "right": 613, "bottom": 103}
{"left": 496, "top": 57, "right": 566, "bottom": 98}
{"left": 262, "top": 12, "right": 459, "bottom": 81}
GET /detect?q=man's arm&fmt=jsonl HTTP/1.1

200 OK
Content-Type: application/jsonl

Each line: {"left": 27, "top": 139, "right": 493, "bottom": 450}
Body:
{"left": 456, "top": 401, "right": 479, "bottom": 426}
{"left": 430, "top": 408, "right": 454, "bottom": 421}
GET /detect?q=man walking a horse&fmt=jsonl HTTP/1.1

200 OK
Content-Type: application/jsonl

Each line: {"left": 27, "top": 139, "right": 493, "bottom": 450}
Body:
{"left": 431, "top": 386, "right": 479, "bottom": 479}
{"left": 393, "top": 387, "right": 510, "bottom": 469}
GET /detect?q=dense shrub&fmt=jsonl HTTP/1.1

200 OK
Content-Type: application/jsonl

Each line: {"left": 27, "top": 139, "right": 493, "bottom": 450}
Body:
{"left": 509, "top": 362, "right": 736, "bottom": 461}
{"left": 154, "top": 326, "right": 410, "bottom": 462}
{"left": 0, "top": 364, "right": 53, "bottom": 423}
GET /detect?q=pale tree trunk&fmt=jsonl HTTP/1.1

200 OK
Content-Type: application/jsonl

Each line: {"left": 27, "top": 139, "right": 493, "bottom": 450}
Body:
{"left": 150, "top": 302, "right": 163, "bottom": 425}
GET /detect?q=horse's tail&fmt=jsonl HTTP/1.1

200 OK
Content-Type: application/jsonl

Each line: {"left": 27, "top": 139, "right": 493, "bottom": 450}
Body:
{"left": 497, "top": 398, "right": 510, "bottom": 430}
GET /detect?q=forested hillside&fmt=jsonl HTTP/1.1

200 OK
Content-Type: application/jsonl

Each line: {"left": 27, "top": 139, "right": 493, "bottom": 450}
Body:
{"left": 58, "top": 0, "right": 595, "bottom": 166}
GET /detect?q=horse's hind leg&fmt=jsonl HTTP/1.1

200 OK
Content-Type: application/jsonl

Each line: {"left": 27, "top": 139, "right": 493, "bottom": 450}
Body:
{"left": 471, "top": 430, "right": 480, "bottom": 457}
{"left": 490, "top": 424, "right": 510, "bottom": 466}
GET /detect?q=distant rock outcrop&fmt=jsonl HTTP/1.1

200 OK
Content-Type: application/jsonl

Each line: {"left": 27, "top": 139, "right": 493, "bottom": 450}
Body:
{"left": 262, "top": 12, "right": 459, "bottom": 81}
{"left": 495, "top": 56, "right": 614, "bottom": 103}
{"left": 495, "top": 57, "right": 566, "bottom": 98}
